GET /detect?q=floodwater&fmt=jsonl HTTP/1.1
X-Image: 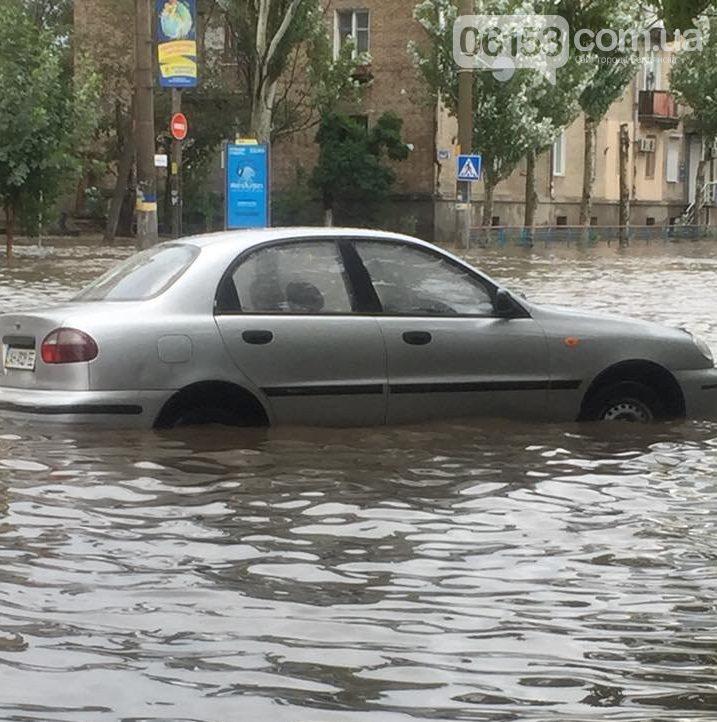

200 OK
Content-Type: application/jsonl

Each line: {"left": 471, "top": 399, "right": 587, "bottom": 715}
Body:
{"left": 0, "top": 240, "right": 715, "bottom": 721}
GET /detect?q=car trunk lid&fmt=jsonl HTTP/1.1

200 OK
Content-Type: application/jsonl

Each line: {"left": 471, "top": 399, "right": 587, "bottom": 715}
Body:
{"left": 0, "top": 306, "right": 90, "bottom": 390}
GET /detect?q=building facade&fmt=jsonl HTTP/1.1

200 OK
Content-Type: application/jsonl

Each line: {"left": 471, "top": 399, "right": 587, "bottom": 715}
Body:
{"left": 70, "top": 1, "right": 706, "bottom": 241}
{"left": 274, "top": 5, "right": 703, "bottom": 240}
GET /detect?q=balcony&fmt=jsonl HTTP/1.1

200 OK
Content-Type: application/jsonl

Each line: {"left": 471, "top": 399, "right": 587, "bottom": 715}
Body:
{"left": 638, "top": 90, "right": 680, "bottom": 128}
{"left": 351, "top": 62, "right": 373, "bottom": 84}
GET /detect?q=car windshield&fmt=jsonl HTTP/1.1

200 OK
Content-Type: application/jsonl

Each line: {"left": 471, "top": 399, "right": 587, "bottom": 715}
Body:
{"left": 74, "top": 244, "right": 199, "bottom": 302}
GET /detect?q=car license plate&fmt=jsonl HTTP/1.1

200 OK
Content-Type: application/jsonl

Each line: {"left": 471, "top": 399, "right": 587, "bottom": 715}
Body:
{"left": 4, "top": 347, "right": 36, "bottom": 371}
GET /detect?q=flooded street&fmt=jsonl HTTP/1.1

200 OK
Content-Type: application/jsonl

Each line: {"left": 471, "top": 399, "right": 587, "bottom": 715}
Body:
{"left": 0, "top": 240, "right": 715, "bottom": 721}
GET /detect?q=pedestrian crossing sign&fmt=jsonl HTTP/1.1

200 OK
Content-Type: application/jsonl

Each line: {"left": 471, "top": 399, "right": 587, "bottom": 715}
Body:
{"left": 457, "top": 154, "right": 482, "bottom": 181}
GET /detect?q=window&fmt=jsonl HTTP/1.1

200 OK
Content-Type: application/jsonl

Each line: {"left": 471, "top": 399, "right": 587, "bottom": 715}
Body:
{"left": 226, "top": 242, "right": 354, "bottom": 314}
{"left": 645, "top": 135, "right": 657, "bottom": 179}
{"left": 643, "top": 52, "right": 661, "bottom": 91}
{"left": 552, "top": 131, "right": 566, "bottom": 176}
{"left": 666, "top": 137, "right": 681, "bottom": 183}
{"left": 336, "top": 10, "right": 370, "bottom": 57}
{"left": 646, "top": 217, "right": 656, "bottom": 226}
{"left": 556, "top": 216, "right": 568, "bottom": 226}
{"left": 354, "top": 241, "right": 494, "bottom": 316}
{"left": 74, "top": 244, "right": 199, "bottom": 301}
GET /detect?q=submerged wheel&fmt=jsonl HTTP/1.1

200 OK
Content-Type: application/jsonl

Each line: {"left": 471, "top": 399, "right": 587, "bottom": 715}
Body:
{"left": 155, "top": 382, "right": 269, "bottom": 429}
{"left": 583, "top": 381, "right": 665, "bottom": 423}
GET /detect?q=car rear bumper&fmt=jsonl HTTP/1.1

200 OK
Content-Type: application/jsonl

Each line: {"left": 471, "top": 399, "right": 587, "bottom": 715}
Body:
{"left": 0, "top": 387, "right": 167, "bottom": 428}
{"left": 675, "top": 367, "right": 717, "bottom": 420}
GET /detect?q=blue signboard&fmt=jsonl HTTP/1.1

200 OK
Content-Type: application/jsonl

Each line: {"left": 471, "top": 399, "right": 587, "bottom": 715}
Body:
{"left": 156, "top": 0, "right": 198, "bottom": 88}
{"left": 225, "top": 144, "right": 270, "bottom": 229}
{"left": 457, "top": 154, "right": 482, "bottom": 181}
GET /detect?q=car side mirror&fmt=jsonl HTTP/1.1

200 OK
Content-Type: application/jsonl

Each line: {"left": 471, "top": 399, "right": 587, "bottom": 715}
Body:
{"left": 494, "top": 289, "right": 518, "bottom": 318}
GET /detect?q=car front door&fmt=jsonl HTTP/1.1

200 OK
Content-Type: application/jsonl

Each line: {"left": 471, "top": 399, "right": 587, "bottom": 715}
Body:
{"left": 214, "top": 239, "right": 386, "bottom": 426}
{"left": 350, "top": 239, "right": 552, "bottom": 424}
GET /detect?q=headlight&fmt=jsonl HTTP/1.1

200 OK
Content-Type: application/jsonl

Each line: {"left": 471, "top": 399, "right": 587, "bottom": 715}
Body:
{"left": 691, "top": 333, "right": 714, "bottom": 364}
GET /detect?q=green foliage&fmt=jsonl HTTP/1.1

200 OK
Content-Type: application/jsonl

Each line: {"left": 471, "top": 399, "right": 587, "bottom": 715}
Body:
{"left": 221, "top": 0, "right": 363, "bottom": 140}
{"left": 310, "top": 113, "right": 409, "bottom": 218}
{"left": 413, "top": 0, "right": 556, "bottom": 186}
{"left": 660, "top": 0, "right": 713, "bottom": 32}
{"left": 672, "top": 17, "right": 717, "bottom": 147}
{"left": 0, "top": 0, "right": 100, "bottom": 236}
{"left": 273, "top": 167, "right": 321, "bottom": 226}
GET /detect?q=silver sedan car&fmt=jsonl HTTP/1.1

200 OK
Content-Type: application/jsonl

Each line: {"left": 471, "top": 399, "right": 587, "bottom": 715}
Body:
{"left": 0, "top": 228, "right": 716, "bottom": 428}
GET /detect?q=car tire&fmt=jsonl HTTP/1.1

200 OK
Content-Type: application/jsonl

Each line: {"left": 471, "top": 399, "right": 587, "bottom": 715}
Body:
{"left": 172, "top": 405, "right": 245, "bottom": 428}
{"left": 583, "top": 381, "right": 665, "bottom": 423}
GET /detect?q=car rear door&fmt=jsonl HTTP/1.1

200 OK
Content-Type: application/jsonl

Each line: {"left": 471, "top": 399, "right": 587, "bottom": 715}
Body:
{"left": 214, "top": 239, "right": 387, "bottom": 427}
{"left": 350, "top": 239, "right": 552, "bottom": 424}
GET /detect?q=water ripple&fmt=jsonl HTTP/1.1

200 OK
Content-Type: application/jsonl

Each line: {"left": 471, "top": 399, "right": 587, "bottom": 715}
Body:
{"left": 0, "top": 242, "right": 715, "bottom": 720}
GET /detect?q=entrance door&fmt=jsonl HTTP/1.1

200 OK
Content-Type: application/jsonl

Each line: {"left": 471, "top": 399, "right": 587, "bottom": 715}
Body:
{"left": 689, "top": 136, "right": 703, "bottom": 206}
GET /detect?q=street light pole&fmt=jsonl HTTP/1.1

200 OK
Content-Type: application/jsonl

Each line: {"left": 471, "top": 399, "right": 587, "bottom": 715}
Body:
{"left": 457, "top": 0, "right": 474, "bottom": 249}
{"left": 134, "top": 0, "right": 159, "bottom": 248}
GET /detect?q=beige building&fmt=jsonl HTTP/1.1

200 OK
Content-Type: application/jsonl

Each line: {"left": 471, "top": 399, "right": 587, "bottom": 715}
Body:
{"left": 433, "top": 43, "right": 700, "bottom": 235}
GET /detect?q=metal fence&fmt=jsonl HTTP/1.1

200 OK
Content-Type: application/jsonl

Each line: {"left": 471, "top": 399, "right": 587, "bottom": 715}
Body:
{"left": 468, "top": 225, "right": 717, "bottom": 247}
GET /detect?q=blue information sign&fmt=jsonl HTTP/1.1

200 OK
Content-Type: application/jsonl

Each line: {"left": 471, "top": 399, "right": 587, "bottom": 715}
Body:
{"left": 225, "top": 144, "right": 270, "bottom": 229}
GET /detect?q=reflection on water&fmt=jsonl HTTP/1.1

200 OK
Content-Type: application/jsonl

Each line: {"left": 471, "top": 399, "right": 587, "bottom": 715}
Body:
{"left": 0, "top": 240, "right": 716, "bottom": 721}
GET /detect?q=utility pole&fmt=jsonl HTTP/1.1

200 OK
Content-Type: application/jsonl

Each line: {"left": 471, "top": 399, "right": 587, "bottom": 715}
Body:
{"left": 134, "top": 0, "right": 158, "bottom": 248}
{"left": 170, "top": 88, "right": 183, "bottom": 238}
{"left": 457, "top": 0, "right": 473, "bottom": 249}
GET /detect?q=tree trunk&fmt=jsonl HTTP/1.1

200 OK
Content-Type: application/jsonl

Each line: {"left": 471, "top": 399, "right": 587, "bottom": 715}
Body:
{"left": 480, "top": 177, "right": 495, "bottom": 245}
{"left": 524, "top": 149, "right": 537, "bottom": 245}
{"left": 250, "top": 80, "right": 277, "bottom": 143}
{"left": 482, "top": 179, "right": 494, "bottom": 228}
{"left": 5, "top": 202, "right": 14, "bottom": 265}
{"left": 104, "top": 121, "right": 135, "bottom": 243}
{"left": 324, "top": 207, "right": 333, "bottom": 227}
{"left": 618, "top": 123, "right": 631, "bottom": 247}
{"left": 695, "top": 157, "right": 707, "bottom": 227}
{"left": 579, "top": 116, "right": 597, "bottom": 229}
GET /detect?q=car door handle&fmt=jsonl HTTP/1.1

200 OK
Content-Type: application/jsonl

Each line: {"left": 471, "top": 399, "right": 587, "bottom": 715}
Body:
{"left": 402, "top": 331, "right": 432, "bottom": 346}
{"left": 242, "top": 330, "right": 274, "bottom": 345}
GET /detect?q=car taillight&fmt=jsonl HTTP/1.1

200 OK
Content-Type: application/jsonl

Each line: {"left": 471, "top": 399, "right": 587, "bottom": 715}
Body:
{"left": 41, "top": 328, "right": 98, "bottom": 364}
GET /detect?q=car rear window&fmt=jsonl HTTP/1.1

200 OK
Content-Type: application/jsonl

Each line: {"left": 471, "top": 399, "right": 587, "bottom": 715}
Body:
{"left": 74, "top": 244, "right": 199, "bottom": 301}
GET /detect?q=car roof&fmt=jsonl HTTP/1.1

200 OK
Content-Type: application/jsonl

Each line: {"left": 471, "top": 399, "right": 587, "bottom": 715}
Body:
{"left": 175, "top": 227, "right": 430, "bottom": 253}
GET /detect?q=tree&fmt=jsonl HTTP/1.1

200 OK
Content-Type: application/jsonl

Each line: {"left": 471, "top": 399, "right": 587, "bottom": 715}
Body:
{"left": 0, "top": 0, "right": 99, "bottom": 261}
{"left": 577, "top": 0, "right": 643, "bottom": 229}
{"left": 521, "top": 37, "right": 594, "bottom": 230}
{"left": 658, "top": 0, "right": 713, "bottom": 32}
{"left": 413, "top": 0, "right": 556, "bottom": 227}
{"left": 310, "top": 112, "right": 409, "bottom": 226}
{"left": 672, "top": 16, "right": 717, "bottom": 219}
{"left": 577, "top": 57, "right": 637, "bottom": 228}
{"left": 221, "top": 0, "right": 361, "bottom": 142}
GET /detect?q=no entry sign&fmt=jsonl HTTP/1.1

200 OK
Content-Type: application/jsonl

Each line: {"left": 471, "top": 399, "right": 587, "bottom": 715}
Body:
{"left": 170, "top": 113, "right": 188, "bottom": 141}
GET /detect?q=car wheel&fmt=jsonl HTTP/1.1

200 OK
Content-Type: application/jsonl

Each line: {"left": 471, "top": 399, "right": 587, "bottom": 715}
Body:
{"left": 173, "top": 406, "right": 244, "bottom": 428}
{"left": 584, "top": 381, "right": 665, "bottom": 423}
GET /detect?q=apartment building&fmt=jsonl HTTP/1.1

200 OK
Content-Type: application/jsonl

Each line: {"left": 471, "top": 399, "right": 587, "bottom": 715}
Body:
{"left": 272, "top": 0, "right": 439, "bottom": 237}
{"left": 433, "top": 41, "right": 699, "bottom": 236}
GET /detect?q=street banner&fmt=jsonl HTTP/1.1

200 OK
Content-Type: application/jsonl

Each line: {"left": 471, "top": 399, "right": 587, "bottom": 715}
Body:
{"left": 225, "top": 144, "right": 270, "bottom": 229}
{"left": 156, "top": 0, "right": 198, "bottom": 88}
